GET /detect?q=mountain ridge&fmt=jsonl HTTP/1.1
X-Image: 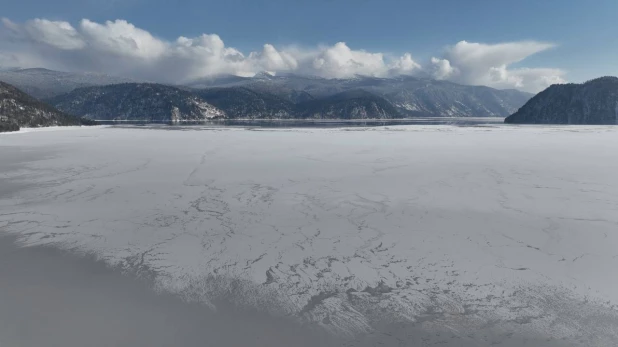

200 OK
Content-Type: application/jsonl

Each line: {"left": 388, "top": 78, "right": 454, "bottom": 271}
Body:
{"left": 0, "top": 68, "right": 139, "bottom": 99}
{"left": 0, "top": 81, "right": 93, "bottom": 132}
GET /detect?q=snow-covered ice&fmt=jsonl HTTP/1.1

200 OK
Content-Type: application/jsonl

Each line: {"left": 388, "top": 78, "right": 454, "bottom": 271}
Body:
{"left": 1, "top": 124, "right": 617, "bottom": 345}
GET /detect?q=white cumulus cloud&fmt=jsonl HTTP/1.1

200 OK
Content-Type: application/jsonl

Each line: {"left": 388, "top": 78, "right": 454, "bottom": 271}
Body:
{"left": 308, "top": 42, "right": 388, "bottom": 78}
{"left": 0, "top": 17, "right": 565, "bottom": 92}
{"left": 2, "top": 18, "right": 85, "bottom": 50}
{"left": 79, "top": 19, "right": 167, "bottom": 59}
{"left": 430, "top": 57, "right": 457, "bottom": 80}
{"left": 251, "top": 44, "right": 298, "bottom": 72}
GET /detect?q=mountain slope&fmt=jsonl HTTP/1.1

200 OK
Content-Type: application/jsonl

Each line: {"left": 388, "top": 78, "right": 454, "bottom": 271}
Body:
{"left": 0, "top": 68, "right": 138, "bottom": 99}
{"left": 48, "top": 83, "right": 225, "bottom": 121}
{"left": 195, "top": 87, "right": 296, "bottom": 119}
{"left": 382, "top": 80, "right": 532, "bottom": 117}
{"left": 297, "top": 89, "right": 402, "bottom": 119}
{"left": 0, "top": 81, "right": 92, "bottom": 132}
{"left": 505, "top": 77, "right": 618, "bottom": 124}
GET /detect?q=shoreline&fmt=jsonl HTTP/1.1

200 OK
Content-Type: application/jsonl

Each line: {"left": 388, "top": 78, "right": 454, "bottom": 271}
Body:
{"left": 0, "top": 125, "right": 109, "bottom": 135}
{"left": 92, "top": 116, "right": 506, "bottom": 121}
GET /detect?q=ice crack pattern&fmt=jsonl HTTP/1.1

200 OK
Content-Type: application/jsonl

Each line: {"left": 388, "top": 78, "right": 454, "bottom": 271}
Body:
{"left": 1, "top": 125, "right": 618, "bottom": 345}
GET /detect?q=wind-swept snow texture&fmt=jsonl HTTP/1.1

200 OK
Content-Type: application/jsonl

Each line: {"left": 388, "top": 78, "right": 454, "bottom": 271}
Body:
{"left": 1, "top": 124, "right": 617, "bottom": 346}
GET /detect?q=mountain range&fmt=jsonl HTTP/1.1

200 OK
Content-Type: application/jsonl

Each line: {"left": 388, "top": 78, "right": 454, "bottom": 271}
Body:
{"left": 505, "top": 77, "right": 618, "bottom": 124}
{"left": 4, "top": 68, "right": 618, "bottom": 126}
{"left": 1, "top": 68, "right": 534, "bottom": 121}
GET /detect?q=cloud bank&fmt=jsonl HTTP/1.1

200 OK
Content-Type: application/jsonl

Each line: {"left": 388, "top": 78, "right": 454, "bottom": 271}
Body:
{"left": 430, "top": 41, "right": 566, "bottom": 92}
{"left": 1, "top": 18, "right": 565, "bottom": 92}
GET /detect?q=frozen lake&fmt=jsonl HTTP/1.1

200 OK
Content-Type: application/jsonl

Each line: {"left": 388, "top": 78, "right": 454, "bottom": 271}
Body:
{"left": 1, "top": 124, "right": 618, "bottom": 346}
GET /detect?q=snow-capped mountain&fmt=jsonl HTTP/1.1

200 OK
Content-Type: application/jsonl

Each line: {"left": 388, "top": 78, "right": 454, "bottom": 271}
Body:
{"left": 48, "top": 83, "right": 225, "bottom": 121}
{"left": 0, "top": 81, "right": 92, "bottom": 132}
{"left": 505, "top": 76, "right": 618, "bottom": 124}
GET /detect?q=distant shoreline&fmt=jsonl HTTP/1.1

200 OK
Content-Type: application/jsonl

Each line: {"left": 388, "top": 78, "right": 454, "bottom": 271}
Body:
{"left": 92, "top": 117, "right": 506, "bottom": 122}
{"left": 0, "top": 125, "right": 108, "bottom": 135}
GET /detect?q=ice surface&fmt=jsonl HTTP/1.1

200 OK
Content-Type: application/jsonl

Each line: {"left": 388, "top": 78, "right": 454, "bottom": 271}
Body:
{"left": 1, "top": 124, "right": 617, "bottom": 345}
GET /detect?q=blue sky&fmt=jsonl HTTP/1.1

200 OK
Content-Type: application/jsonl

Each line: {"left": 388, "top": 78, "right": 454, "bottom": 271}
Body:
{"left": 2, "top": 0, "right": 617, "bottom": 91}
